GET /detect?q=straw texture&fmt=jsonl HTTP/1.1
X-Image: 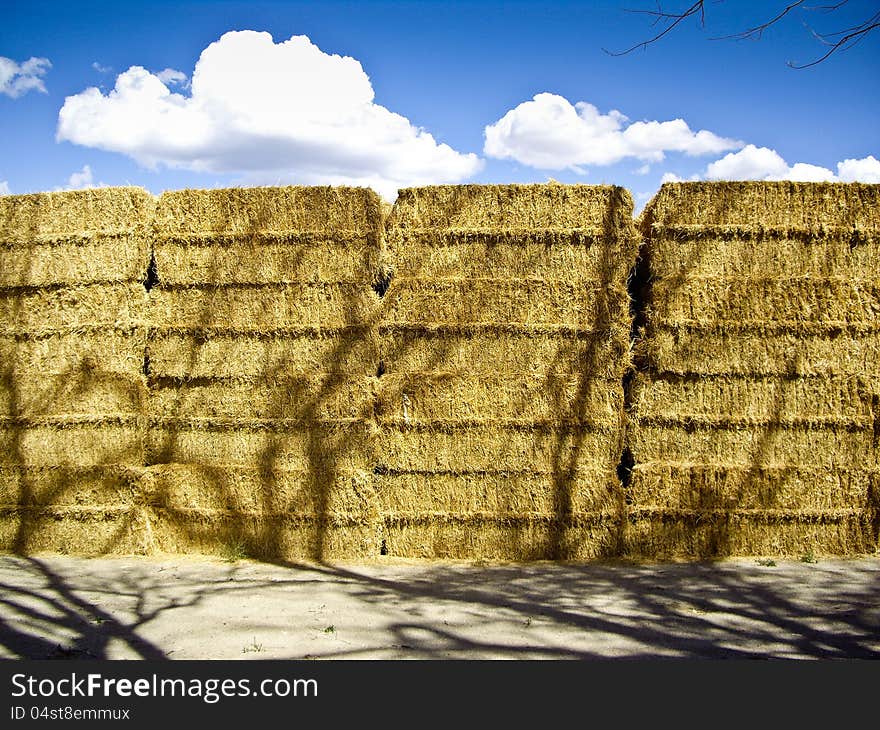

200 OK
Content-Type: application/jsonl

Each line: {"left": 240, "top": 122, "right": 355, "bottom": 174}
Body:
{"left": 378, "top": 184, "right": 638, "bottom": 558}
{"left": 0, "top": 188, "right": 152, "bottom": 552}
{"left": 628, "top": 181, "right": 880, "bottom": 557}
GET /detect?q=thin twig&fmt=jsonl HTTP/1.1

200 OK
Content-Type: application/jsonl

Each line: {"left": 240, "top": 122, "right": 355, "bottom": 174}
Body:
{"left": 604, "top": 0, "right": 705, "bottom": 56}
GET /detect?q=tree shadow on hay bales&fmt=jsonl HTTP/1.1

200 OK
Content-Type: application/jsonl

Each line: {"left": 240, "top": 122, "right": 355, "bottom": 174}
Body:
{"left": 370, "top": 186, "right": 635, "bottom": 560}
{"left": 143, "top": 182, "right": 627, "bottom": 564}
{"left": 542, "top": 186, "right": 631, "bottom": 559}
{"left": 143, "top": 190, "right": 386, "bottom": 562}
{"left": 3, "top": 345, "right": 147, "bottom": 557}
{"left": 627, "top": 183, "right": 880, "bottom": 560}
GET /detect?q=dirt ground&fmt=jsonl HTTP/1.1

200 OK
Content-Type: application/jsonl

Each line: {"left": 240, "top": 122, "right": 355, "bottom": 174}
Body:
{"left": 0, "top": 554, "right": 877, "bottom": 660}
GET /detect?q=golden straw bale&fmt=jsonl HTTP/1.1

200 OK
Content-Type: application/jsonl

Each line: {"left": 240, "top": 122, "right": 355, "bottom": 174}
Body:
{"left": 374, "top": 372, "right": 623, "bottom": 424}
{"left": 642, "top": 181, "right": 879, "bottom": 230}
{"left": 623, "top": 510, "right": 876, "bottom": 559}
{"left": 628, "top": 463, "right": 878, "bottom": 511}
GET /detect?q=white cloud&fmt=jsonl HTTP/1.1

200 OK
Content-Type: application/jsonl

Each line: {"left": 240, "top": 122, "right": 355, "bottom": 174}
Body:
{"left": 705, "top": 145, "right": 791, "bottom": 180}
{"left": 67, "top": 164, "right": 94, "bottom": 189}
{"left": 837, "top": 155, "right": 880, "bottom": 183}
{"left": 54, "top": 165, "right": 105, "bottom": 191}
{"left": 0, "top": 181, "right": 10, "bottom": 196}
{"left": 155, "top": 68, "right": 187, "bottom": 86}
{"left": 778, "top": 162, "right": 837, "bottom": 182}
{"left": 660, "top": 172, "right": 700, "bottom": 184}
{"left": 92, "top": 62, "right": 112, "bottom": 74}
{"left": 483, "top": 92, "right": 740, "bottom": 171}
{"left": 634, "top": 164, "right": 651, "bottom": 175}
{"left": 0, "top": 56, "right": 51, "bottom": 98}
{"left": 663, "top": 146, "right": 880, "bottom": 186}
{"left": 57, "top": 30, "right": 481, "bottom": 199}
{"left": 702, "top": 145, "right": 879, "bottom": 183}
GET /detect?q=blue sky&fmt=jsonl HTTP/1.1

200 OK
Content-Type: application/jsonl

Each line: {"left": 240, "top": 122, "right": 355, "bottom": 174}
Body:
{"left": 1, "top": 0, "right": 878, "bottom": 205}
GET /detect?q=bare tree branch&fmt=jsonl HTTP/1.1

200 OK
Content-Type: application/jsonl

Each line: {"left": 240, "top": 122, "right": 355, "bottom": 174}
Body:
{"left": 709, "top": 1, "right": 809, "bottom": 41}
{"left": 603, "top": 0, "right": 705, "bottom": 56}
{"left": 789, "top": 12, "right": 880, "bottom": 67}
{"left": 606, "top": 0, "right": 880, "bottom": 67}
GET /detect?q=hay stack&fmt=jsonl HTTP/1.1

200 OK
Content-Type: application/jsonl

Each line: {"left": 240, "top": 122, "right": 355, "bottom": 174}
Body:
{"left": 628, "top": 182, "right": 880, "bottom": 558}
{"left": 0, "top": 188, "right": 153, "bottom": 554}
{"left": 146, "top": 186, "right": 384, "bottom": 560}
{"left": 378, "top": 184, "right": 639, "bottom": 558}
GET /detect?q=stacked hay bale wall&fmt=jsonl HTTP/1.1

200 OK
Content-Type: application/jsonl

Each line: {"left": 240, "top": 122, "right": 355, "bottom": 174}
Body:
{"left": 146, "top": 187, "right": 384, "bottom": 560}
{"left": 0, "top": 188, "right": 153, "bottom": 553}
{"left": 628, "top": 182, "right": 880, "bottom": 557}
{"left": 379, "top": 185, "right": 639, "bottom": 558}
{"left": 2, "top": 181, "right": 876, "bottom": 562}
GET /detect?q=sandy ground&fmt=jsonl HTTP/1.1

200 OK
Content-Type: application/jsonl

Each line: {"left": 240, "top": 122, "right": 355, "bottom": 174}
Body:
{"left": 0, "top": 554, "right": 877, "bottom": 660}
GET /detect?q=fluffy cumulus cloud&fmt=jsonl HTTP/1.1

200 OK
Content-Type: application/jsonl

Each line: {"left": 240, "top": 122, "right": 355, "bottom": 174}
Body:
{"left": 703, "top": 145, "right": 880, "bottom": 183}
{"left": 483, "top": 92, "right": 740, "bottom": 171}
{"left": 837, "top": 155, "right": 880, "bottom": 183}
{"left": 57, "top": 31, "right": 481, "bottom": 198}
{"left": 0, "top": 56, "right": 51, "bottom": 98}
{"left": 0, "top": 181, "right": 10, "bottom": 196}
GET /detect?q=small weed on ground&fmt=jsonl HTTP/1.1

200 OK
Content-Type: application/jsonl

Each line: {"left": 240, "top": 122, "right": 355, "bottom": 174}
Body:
{"left": 222, "top": 540, "right": 248, "bottom": 563}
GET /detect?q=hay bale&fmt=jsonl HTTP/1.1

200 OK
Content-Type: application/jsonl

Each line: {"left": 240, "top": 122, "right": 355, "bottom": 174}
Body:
{"left": 0, "top": 188, "right": 152, "bottom": 556}
{"left": 140, "top": 463, "right": 375, "bottom": 516}
{"left": 149, "top": 283, "right": 378, "bottom": 330}
{"left": 154, "top": 186, "right": 383, "bottom": 240}
{"left": 152, "top": 187, "right": 383, "bottom": 310}
{"left": 641, "top": 181, "right": 879, "bottom": 230}
{"left": 381, "top": 278, "right": 628, "bottom": 326}
{"left": 0, "top": 421, "right": 145, "bottom": 466}
{"left": 379, "top": 327, "right": 629, "bottom": 379}
{"left": 146, "top": 419, "right": 373, "bottom": 471}
{"left": 623, "top": 510, "right": 876, "bottom": 559}
{"left": 647, "top": 236, "right": 880, "bottom": 281}
{"left": 373, "top": 184, "right": 636, "bottom": 557}
{"left": 629, "top": 424, "right": 874, "bottom": 469}
{"left": 631, "top": 373, "right": 877, "bottom": 422}
{"left": 650, "top": 278, "right": 880, "bottom": 324}
{"left": 0, "top": 330, "right": 146, "bottom": 377}
{"left": 155, "top": 238, "right": 379, "bottom": 286}
{"left": 0, "top": 188, "right": 154, "bottom": 286}
{"left": 388, "top": 184, "right": 633, "bottom": 232}
{"left": 643, "top": 327, "right": 880, "bottom": 376}
{"left": 628, "top": 464, "right": 878, "bottom": 511}
{"left": 146, "top": 329, "right": 379, "bottom": 378}
{"left": 149, "top": 376, "right": 374, "bottom": 421}
{"left": 375, "top": 373, "right": 623, "bottom": 424}
{"left": 373, "top": 469, "right": 620, "bottom": 515}
{"left": 376, "top": 424, "right": 621, "bottom": 473}
{"left": 140, "top": 507, "right": 378, "bottom": 560}
{"left": 0, "top": 464, "right": 142, "bottom": 507}
{"left": 2, "top": 371, "right": 146, "bottom": 418}
{"left": 387, "top": 231, "right": 619, "bottom": 281}
{"left": 629, "top": 181, "right": 880, "bottom": 558}
{"left": 0, "top": 283, "right": 148, "bottom": 332}
{"left": 0, "top": 506, "right": 147, "bottom": 555}
{"left": 381, "top": 514, "right": 623, "bottom": 560}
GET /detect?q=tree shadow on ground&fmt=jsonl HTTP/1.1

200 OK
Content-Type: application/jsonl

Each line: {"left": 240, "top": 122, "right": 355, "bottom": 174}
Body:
{"left": 0, "top": 555, "right": 877, "bottom": 660}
